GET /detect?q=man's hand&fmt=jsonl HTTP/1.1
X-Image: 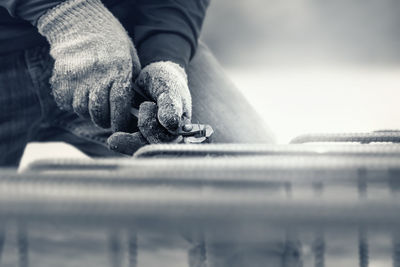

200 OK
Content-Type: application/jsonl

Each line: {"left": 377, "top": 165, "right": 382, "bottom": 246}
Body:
{"left": 37, "top": 0, "right": 141, "bottom": 132}
{"left": 107, "top": 61, "right": 192, "bottom": 155}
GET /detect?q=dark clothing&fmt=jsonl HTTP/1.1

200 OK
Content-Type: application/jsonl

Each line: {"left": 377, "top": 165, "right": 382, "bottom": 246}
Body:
{"left": 0, "top": 42, "right": 274, "bottom": 166}
{"left": 0, "top": 0, "right": 209, "bottom": 68}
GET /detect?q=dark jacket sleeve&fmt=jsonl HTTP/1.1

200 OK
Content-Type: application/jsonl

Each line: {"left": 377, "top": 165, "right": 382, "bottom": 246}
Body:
{"left": 1, "top": 0, "right": 63, "bottom": 25}
{"left": 134, "top": 0, "right": 210, "bottom": 69}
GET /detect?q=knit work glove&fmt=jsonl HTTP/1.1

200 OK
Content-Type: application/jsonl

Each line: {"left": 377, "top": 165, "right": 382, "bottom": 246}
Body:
{"left": 107, "top": 61, "right": 192, "bottom": 155}
{"left": 37, "top": 0, "right": 141, "bottom": 132}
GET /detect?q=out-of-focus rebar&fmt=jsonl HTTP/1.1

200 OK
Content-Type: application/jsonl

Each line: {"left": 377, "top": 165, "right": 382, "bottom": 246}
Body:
{"left": 358, "top": 229, "right": 369, "bottom": 267}
{"left": 290, "top": 131, "right": 400, "bottom": 144}
{"left": 108, "top": 230, "right": 122, "bottom": 267}
{"left": 0, "top": 227, "right": 4, "bottom": 264}
{"left": 128, "top": 231, "right": 137, "bottom": 267}
{"left": 392, "top": 233, "right": 400, "bottom": 267}
{"left": 133, "top": 143, "right": 400, "bottom": 158}
{"left": 17, "top": 224, "right": 28, "bottom": 267}
{"left": 313, "top": 232, "right": 325, "bottom": 267}
{"left": 4, "top": 143, "right": 400, "bottom": 266}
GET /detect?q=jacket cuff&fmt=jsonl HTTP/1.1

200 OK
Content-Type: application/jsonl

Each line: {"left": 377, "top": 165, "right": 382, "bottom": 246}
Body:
{"left": 137, "top": 33, "right": 192, "bottom": 70}
{"left": 3, "top": 0, "right": 63, "bottom": 26}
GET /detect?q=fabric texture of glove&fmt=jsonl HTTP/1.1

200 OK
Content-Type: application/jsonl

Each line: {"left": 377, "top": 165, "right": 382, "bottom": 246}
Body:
{"left": 108, "top": 61, "right": 192, "bottom": 155}
{"left": 37, "top": 0, "right": 141, "bottom": 132}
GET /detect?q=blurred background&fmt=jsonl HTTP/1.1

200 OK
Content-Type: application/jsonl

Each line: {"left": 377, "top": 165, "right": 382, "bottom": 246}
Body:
{"left": 201, "top": 0, "right": 400, "bottom": 143}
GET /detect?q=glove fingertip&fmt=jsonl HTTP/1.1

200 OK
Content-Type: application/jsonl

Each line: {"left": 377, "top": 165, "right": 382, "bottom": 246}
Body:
{"left": 157, "top": 98, "right": 183, "bottom": 133}
{"left": 107, "top": 132, "right": 148, "bottom": 155}
{"left": 158, "top": 112, "right": 181, "bottom": 133}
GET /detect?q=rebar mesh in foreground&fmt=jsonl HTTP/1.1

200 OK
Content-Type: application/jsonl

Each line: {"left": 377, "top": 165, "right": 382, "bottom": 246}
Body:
{"left": 2, "top": 143, "right": 400, "bottom": 267}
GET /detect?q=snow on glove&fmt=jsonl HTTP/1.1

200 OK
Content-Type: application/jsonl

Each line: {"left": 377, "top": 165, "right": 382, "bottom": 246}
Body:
{"left": 107, "top": 61, "right": 192, "bottom": 155}
{"left": 37, "top": 0, "right": 141, "bottom": 132}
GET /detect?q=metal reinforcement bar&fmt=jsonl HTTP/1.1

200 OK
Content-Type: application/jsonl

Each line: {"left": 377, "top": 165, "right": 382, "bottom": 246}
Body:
{"left": 290, "top": 131, "right": 400, "bottom": 144}
{"left": 132, "top": 143, "right": 400, "bottom": 158}
{"left": 2, "top": 144, "right": 400, "bottom": 266}
{"left": 1, "top": 172, "right": 400, "bottom": 234}
{"left": 19, "top": 150, "right": 400, "bottom": 187}
{"left": 0, "top": 144, "right": 398, "bottom": 232}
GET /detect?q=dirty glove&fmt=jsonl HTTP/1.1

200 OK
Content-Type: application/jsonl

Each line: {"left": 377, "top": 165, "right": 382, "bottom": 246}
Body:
{"left": 107, "top": 61, "right": 192, "bottom": 155}
{"left": 37, "top": 0, "right": 141, "bottom": 132}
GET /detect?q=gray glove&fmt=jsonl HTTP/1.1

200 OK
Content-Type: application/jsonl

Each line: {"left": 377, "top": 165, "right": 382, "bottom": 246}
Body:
{"left": 37, "top": 0, "right": 141, "bottom": 132}
{"left": 108, "top": 61, "right": 192, "bottom": 155}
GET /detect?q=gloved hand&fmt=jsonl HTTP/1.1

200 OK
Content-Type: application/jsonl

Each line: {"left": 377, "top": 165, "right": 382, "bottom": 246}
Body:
{"left": 107, "top": 61, "right": 192, "bottom": 155}
{"left": 37, "top": 0, "right": 141, "bottom": 132}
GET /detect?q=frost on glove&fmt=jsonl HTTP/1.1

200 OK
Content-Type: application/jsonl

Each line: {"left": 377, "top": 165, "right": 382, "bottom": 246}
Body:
{"left": 37, "top": 0, "right": 141, "bottom": 132}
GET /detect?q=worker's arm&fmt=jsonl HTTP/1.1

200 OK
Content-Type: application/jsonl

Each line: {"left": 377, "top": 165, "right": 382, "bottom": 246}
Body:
{"left": 1, "top": 0, "right": 63, "bottom": 25}
{"left": 134, "top": 0, "right": 210, "bottom": 69}
{"left": 108, "top": 0, "right": 211, "bottom": 155}
{"left": 2, "top": 0, "right": 142, "bottom": 133}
